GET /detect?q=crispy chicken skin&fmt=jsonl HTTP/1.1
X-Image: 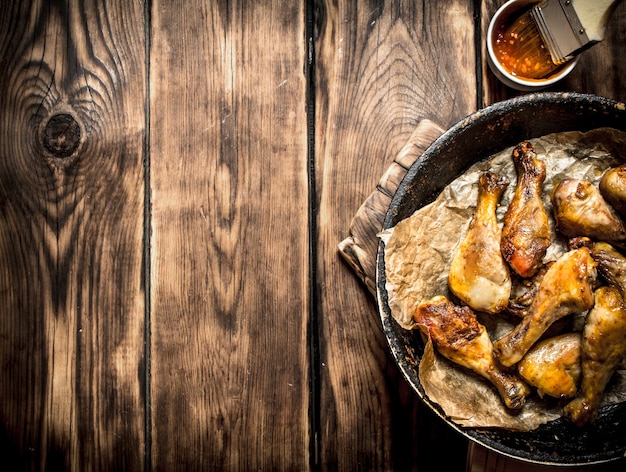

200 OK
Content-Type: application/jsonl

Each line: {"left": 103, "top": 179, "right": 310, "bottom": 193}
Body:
{"left": 518, "top": 332, "right": 581, "bottom": 399}
{"left": 414, "top": 295, "right": 531, "bottom": 409}
{"left": 551, "top": 178, "right": 626, "bottom": 246}
{"left": 599, "top": 164, "right": 626, "bottom": 217}
{"left": 505, "top": 262, "right": 553, "bottom": 318}
{"left": 493, "top": 247, "right": 597, "bottom": 367}
{"left": 501, "top": 141, "right": 551, "bottom": 278}
{"left": 448, "top": 172, "right": 511, "bottom": 314}
{"left": 564, "top": 286, "right": 626, "bottom": 427}
{"left": 589, "top": 241, "right": 626, "bottom": 299}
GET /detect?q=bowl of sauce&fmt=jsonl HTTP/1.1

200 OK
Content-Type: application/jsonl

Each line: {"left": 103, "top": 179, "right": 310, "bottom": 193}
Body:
{"left": 487, "top": 0, "right": 579, "bottom": 91}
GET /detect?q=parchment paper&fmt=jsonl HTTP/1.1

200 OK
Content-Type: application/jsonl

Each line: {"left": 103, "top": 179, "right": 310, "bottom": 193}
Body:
{"left": 380, "top": 128, "right": 626, "bottom": 430}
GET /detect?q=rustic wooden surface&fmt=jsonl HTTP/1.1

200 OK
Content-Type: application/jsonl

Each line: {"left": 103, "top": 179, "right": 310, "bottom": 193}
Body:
{"left": 1, "top": 1, "right": 625, "bottom": 471}
{"left": 0, "top": 1, "right": 147, "bottom": 470}
{"left": 148, "top": 2, "right": 310, "bottom": 470}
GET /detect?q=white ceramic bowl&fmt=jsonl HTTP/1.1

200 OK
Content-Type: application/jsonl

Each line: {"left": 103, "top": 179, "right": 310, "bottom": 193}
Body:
{"left": 487, "top": 0, "right": 579, "bottom": 91}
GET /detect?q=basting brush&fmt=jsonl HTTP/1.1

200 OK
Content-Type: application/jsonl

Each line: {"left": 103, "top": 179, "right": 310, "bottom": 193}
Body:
{"left": 498, "top": 0, "right": 622, "bottom": 80}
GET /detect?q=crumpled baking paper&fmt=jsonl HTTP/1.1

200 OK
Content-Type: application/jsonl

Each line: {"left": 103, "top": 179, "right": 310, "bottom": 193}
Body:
{"left": 380, "top": 128, "right": 626, "bottom": 430}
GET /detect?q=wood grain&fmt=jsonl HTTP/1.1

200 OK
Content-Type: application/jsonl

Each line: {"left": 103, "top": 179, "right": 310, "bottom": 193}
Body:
{"left": 0, "top": 0, "right": 146, "bottom": 470}
{"left": 149, "top": 1, "right": 310, "bottom": 469}
{"left": 316, "top": 1, "right": 476, "bottom": 469}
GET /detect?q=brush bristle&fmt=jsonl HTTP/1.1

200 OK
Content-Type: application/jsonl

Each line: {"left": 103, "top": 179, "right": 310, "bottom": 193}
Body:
{"left": 494, "top": 8, "right": 562, "bottom": 80}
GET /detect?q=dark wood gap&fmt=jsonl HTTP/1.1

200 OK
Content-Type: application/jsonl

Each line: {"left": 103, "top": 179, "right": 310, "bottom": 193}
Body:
{"left": 143, "top": 0, "right": 153, "bottom": 470}
{"left": 474, "top": 0, "right": 484, "bottom": 110}
{"left": 306, "top": 1, "right": 321, "bottom": 470}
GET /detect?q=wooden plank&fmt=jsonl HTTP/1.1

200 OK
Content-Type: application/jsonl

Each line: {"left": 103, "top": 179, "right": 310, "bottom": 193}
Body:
{"left": 0, "top": 1, "right": 146, "bottom": 470}
{"left": 149, "top": 1, "right": 310, "bottom": 469}
{"left": 316, "top": 1, "right": 476, "bottom": 469}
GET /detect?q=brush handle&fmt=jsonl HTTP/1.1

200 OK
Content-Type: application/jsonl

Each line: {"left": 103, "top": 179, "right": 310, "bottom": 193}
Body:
{"left": 572, "top": 0, "right": 623, "bottom": 41}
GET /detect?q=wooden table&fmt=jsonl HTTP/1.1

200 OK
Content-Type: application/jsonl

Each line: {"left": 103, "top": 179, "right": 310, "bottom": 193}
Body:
{"left": 1, "top": 1, "right": 625, "bottom": 470}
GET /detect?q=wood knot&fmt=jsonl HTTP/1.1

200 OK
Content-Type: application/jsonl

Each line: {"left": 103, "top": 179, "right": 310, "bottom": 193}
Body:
{"left": 42, "top": 113, "right": 81, "bottom": 158}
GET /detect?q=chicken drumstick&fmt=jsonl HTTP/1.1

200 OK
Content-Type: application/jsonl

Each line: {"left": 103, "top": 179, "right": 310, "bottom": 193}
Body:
{"left": 448, "top": 172, "right": 511, "bottom": 314}
{"left": 564, "top": 286, "right": 626, "bottom": 427}
{"left": 414, "top": 295, "right": 530, "bottom": 410}
{"left": 501, "top": 141, "right": 550, "bottom": 278}
{"left": 493, "top": 246, "right": 597, "bottom": 367}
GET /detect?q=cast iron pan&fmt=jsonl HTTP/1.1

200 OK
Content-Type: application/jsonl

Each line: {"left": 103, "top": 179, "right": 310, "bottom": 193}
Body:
{"left": 376, "top": 92, "right": 626, "bottom": 465}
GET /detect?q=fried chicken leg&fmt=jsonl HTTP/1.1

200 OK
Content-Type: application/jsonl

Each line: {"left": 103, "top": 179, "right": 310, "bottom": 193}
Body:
{"left": 448, "top": 172, "right": 511, "bottom": 314}
{"left": 591, "top": 241, "right": 626, "bottom": 300}
{"left": 551, "top": 178, "right": 626, "bottom": 247}
{"left": 493, "top": 246, "right": 597, "bottom": 367}
{"left": 564, "top": 286, "right": 626, "bottom": 427}
{"left": 518, "top": 332, "right": 581, "bottom": 399}
{"left": 414, "top": 295, "right": 531, "bottom": 409}
{"left": 600, "top": 164, "right": 626, "bottom": 218}
{"left": 501, "top": 141, "right": 550, "bottom": 278}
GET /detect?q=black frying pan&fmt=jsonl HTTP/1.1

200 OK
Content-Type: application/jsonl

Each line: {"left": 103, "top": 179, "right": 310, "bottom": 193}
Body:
{"left": 376, "top": 92, "right": 626, "bottom": 465}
